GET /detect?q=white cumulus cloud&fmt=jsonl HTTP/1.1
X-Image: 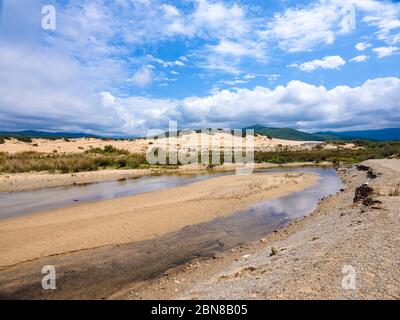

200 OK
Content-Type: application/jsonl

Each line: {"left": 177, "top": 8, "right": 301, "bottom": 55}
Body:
{"left": 99, "top": 77, "right": 400, "bottom": 134}
{"left": 373, "top": 46, "right": 399, "bottom": 58}
{"left": 130, "top": 65, "right": 154, "bottom": 87}
{"left": 355, "top": 42, "right": 371, "bottom": 51}
{"left": 350, "top": 55, "right": 369, "bottom": 62}
{"left": 263, "top": 1, "right": 354, "bottom": 52}
{"left": 291, "top": 56, "right": 346, "bottom": 72}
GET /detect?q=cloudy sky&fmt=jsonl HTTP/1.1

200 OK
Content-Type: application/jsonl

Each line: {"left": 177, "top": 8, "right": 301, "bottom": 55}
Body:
{"left": 0, "top": 0, "right": 400, "bottom": 136}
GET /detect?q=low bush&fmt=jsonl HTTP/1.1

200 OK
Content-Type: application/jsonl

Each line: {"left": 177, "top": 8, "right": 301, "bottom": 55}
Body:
{"left": 15, "top": 136, "right": 33, "bottom": 143}
{"left": 0, "top": 151, "right": 148, "bottom": 173}
{"left": 254, "top": 141, "right": 400, "bottom": 164}
{"left": 85, "top": 145, "right": 129, "bottom": 155}
{"left": 1, "top": 141, "right": 399, "bottom": 173}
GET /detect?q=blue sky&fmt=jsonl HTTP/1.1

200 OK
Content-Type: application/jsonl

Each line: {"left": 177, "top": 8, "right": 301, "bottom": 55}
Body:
{"left": 0, "top": 0, "right": 400, "bottom": 136}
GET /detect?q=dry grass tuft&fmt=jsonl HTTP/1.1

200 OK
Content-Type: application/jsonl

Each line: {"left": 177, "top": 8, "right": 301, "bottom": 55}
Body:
{"left": 389, "top": 184, "right": 400, "bottom": 196}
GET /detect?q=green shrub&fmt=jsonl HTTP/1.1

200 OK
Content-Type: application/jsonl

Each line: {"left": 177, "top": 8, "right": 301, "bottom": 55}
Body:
{"left": 0, "top": 151, "right": 148, "bottom": 173}
{"left": 15, "top": 136, "right": 32, "bottom": 143}
{"left": 104, "top": 145, "right": 117, "bottom": 153}
{"left": 85, "top": 145, "right": 128, "bottom": 155}
{"left": 117, "top": 158, "right": 127, "bottom": 168}
{"left": 1, "top": 140, "right": 399, "bottom": 174}
{"left": 126, "top": 153, "right": 147, "bottom": 168}
{"left": 254, "top": 141, "right": 400, "bottom": 165}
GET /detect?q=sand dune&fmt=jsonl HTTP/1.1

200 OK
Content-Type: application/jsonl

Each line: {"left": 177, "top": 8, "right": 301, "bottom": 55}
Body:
{"left": 0, "top": 133, "right": 319, "bottom": 155}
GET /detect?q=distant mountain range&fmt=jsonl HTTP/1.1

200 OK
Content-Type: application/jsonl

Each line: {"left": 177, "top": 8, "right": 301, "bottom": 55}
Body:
{"left": 1, "top": 127, "right": 400, "bottom": 142}
{"left": 243, "top": 125, "right": 320, "bottom": 141}
{"left": 314, "top": 128, "right": 400, "bottom": 141}
{"left": 243, "top": 125, "right": 400, "bottom": 141}
{"left": 0, "top": 130, "right": 97, "bottom": 139}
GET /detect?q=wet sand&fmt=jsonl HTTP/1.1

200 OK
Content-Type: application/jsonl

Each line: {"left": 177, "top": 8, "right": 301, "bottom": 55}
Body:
{"left": 0, "top": 169, "right": 155, "bottom": 192}
{"left": 0, "top": 161, "right": 333, "bottom": 193}
{"left": 1, "top": 161, "right": 397, "bottom": 300}
{"left": 118, "top": 160, "right": 400, "bottom": 300}
{"left": 0, "top": 172, "right": 318, "bottom": 268}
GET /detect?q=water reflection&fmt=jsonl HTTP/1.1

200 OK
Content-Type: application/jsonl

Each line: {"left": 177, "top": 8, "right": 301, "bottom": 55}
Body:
{"left": 0, "top": 173, "right": 225, "bottom": 219}
{"left": 250, "top": 167, "right": 342, "bottom": 219}
{"left": 185, "top": 168, "right": 343, "bottom": 248}
{"left": 0, "top": 167, "right": 344, "bottom": 299}
{"left": 0, "top": 167, "right": 342, "bottom": 220}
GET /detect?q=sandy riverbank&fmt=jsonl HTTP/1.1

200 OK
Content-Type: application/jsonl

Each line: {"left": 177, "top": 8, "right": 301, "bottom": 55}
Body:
{"left": 0, "top": 172, "right": 318, "bottom": 268}
{"left": 115, "top": 159, "right": 400, "bottom": 300}
{"left": 0, "top": 161, "right": 332, "bottom": 192}
{"left": 0, "top": 168, "right": 155, "bottom": 192}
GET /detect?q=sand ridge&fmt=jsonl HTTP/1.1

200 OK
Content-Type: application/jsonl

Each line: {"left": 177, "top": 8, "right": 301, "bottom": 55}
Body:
{"left": 0, "top": 134, "right": 319, "bottom": 155}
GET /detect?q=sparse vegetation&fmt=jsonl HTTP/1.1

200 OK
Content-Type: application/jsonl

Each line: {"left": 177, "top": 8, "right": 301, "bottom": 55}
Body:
{"left": 1, "top": 140, "right": 399, "bottom": 174}
{"left": 255, "top": 141, "right": 400, "bottom": 164}
{"left": 0, "top": 151, "right": 147, "bottom": 173}
{"left": 0, "top": 135, "right": 34, "bottom": 143}
{"left": 0, "top": 137, "right": 4, "bottom": 144}
{"left": 15, "top": 136, "right": 32, "bottom": 143}
{"left": 85, "top": 145, "right": 129, "bottom": 155}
